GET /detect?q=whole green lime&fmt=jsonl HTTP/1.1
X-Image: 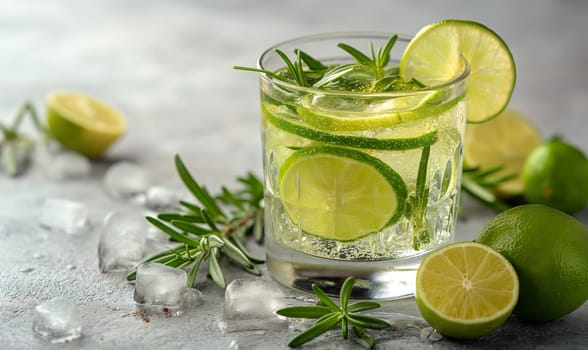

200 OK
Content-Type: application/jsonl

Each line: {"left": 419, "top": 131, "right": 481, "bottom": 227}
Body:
{"left": 522, "top": 139, "right": 588, "bottom": 215}
{"left": 477, "top": 204, "right": 588, "bottom": 322}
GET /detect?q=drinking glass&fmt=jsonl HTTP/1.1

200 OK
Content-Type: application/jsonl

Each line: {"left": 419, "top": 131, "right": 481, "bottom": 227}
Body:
{"left": 258, "top": 32, "right": 469, "bottom": 299}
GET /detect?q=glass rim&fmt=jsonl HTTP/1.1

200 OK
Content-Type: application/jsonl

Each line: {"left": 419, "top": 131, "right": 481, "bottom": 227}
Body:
{"left": 257, "top": 31, "right": 470, "bottom": 97}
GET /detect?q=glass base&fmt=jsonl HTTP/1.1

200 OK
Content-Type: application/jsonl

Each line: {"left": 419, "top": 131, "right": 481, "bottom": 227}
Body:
{"left": 266, "top": 241, "right": 431, "bottom": 300}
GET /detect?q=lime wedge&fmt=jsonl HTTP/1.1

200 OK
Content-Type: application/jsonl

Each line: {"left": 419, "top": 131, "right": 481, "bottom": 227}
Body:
{"left": 279, "top": 145, "right": 407, "bottom": 241}
{"left": 296, "top": 92, "right": 463, "bottom": 132}
{"left": 464, "top": 109, "right": 542, "bottom": 197}
{"left": 400, "top": 20, "right": 516, "bottom": 123}
{"left": 262, "top": 102, "right": 438, "bottom": 150}
{"left": 416, "top": 242, "right": 519, "bottom": 339}
{"left": 46, "top": 92, "right": 127, "bottom": 158}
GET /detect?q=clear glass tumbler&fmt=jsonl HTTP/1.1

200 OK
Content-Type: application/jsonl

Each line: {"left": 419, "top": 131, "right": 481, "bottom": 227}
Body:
{"left": 258, "top": 32, "right": 469, "bottom": 299}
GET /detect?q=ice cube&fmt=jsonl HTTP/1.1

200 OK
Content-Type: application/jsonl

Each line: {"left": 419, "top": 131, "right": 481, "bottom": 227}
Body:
{"left": 222, "top": 278, "right": 287, "bottom": 332}
{"left": 134, "top": 263, "right": 187, "bottom": 309}
{"left": 182, "top": 288, "right": 204, "bottom": 308}
{"left": 44, "top": 150, "right": 92, "bottom": 180}
{"left": 39, "top": 199, "right": 89, "bottom": 234}
{"left": 98, "top": 212, "right": 148, "bottom": 273}
{"left": 103, "top": 161, "right": 156, "bottom": 199}
{"left": 32, "top": 297, "right": 82, "bottom": 343}
{"left": 145, "top": 186, "right": 182, "bottom": 210}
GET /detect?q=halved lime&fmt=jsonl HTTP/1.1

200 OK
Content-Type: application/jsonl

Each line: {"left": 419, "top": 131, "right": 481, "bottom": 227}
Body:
{"left": 464, "top": 109, "right": 542, "bottom": 197}
{"left": 416, "top": 242, "right": 519, "bottom": 339}
{"left": 46, "top": 92, "right": 127, "bottom": 158}
{"left": 262, "top": 102, "right": 438, "bottom": 150}
{"left": 400, "top": 20, "right": 516, "bottom": 123}
{"left": 279, "top": 145, "right": 407, "bottom": 241}
{"left": 296, "top": 92, "right": 463, "bottom": 132}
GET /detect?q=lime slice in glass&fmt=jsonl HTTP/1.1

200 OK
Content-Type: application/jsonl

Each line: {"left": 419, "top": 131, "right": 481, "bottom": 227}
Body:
{"left": 279, "top": 145, "right": 407, "bottom": 241}
{"left": 416, "top": 242, "right": 519, "bottom": 339}
{"left": 296, "top": 92, "right": 445, "bottom": 132}
{"left": 262, "top": 102, "right": 438, "bottom": 150}
{"left": 46, "top": 92, "right": 127, "bottom": 158}
{"left": 399, "top": 20, "right": 516, "bottom": 123}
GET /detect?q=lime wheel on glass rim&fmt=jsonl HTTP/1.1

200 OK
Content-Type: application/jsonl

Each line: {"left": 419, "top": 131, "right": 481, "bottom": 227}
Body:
{"left": 400, "top": 19, "right": 516, "bottom": 123}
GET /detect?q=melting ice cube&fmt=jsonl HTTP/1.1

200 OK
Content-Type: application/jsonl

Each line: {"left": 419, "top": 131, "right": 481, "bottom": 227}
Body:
{"left": 145, "top": 186, "right": 182, "bottom": 210}
{"left": 222, "top": 278, "right": 287, "bottom": 332}
{"left": 44, "top": 150, "right": 92, "bottom": 180}
{"left": 134, "top": 263, "right": 188, "bottom": 314}
{"left": 32, "top": 297, "right": 82, "bottom": 343}
{"left": 103, "top": 161, "right": 156, "bottom": 199}
{"left": 98, "top": 212, "right": 148, "bottom": 273}
{"left": 39, "top": 199, "right": 89, "bottom": 234}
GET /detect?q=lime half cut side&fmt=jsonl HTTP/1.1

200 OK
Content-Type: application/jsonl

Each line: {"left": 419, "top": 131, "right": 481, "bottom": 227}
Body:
{"left": 400, "top": 20, "right": 515, "bottom": 123}
{"left": 416, "top": 242, "right": 519, "bottom": 339}
{"left": 46, "top": 92, "right": 127, "bottom": 158}
{"left": 279, "top": 145, "right": 407, "bottom": 241}
{"left": 464, "top": 109, "right": 542, "bottom": 197}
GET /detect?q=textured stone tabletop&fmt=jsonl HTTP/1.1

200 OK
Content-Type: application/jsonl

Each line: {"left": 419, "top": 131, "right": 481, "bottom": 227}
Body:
{"left": 1, "top": 0, "right": 587, "bottom": 349}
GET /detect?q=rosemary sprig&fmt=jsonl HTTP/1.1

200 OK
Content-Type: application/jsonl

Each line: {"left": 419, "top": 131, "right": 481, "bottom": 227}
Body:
{"left": 277, "top": 277, "right": 391, "bottom": 348}
{"left": 461, "top": 165, "right": 514, "bottom": 212}
{"left": 127, "top": 155, "right": 264, "bottom": 288}
{"left": 337, "top": 35, "right": 397, "bottom": 80}
{"left": 0, "top": 102, "right": 45, "bottom": 176}
{"left": 233, "top": 34, "right": 421, "bottom": 92}
{"left": 410, "top": 145, "right": 431, "bottom": 250}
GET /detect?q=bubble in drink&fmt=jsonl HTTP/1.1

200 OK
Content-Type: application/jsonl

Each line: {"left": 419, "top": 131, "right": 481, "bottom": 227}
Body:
{"left": 39, "top": 198, "right": 89, "bottom": 234}
{"left": 32, "top": 297, "right": 82, "bottom": 343}
{"left": 222, "top": 278, "right": 287, "bottom": 332}
{"left": 98, "top": 212, "right": 147, "bottom": 273}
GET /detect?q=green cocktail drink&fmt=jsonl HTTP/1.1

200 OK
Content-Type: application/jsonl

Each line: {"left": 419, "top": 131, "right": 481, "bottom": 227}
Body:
{"left": 255, "top": 33, "right": 468, "bottom": 299}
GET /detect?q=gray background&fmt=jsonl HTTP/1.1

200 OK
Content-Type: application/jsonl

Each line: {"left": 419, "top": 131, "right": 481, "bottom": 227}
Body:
{"left": 1, "top": 0, "right": 587, "bottom": 349}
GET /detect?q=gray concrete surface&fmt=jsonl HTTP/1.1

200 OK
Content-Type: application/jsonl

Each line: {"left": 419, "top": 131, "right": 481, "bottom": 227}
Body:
{"left": 1, "top": 0, "right": 587, "bottom": 349}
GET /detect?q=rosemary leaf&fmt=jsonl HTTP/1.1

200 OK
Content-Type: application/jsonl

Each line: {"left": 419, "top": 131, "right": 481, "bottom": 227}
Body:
{"left": 208, "top": 248, "right": 226, "bottom": 288}
{"left": 295, "top": 49, "right": 327, "bottom": 70}
{"left": 276, "top": 306, "right": 333, "bottom": 319}
{"left": 187, "top": 251, "right": 207, "bottom": 288}
{"left": 288, "top": 313, "right": 342, "bottom": 348}
{"left": 378, "top": 35, "right": 398, "bottom": 68}
{"left": 146, "top": 216, "right": 201, "bottom": 247}
{"left": 337, "top": 43, "right": 374, "bottom": 67}
{"left": 158, "top": 213, "right": 205, "bottom": 224}
{"left": 175, "top": 155, "right": 226, "bottom": 220}
{"left": 346, "top": 314, "right": 391, "bottom": 330}
{"left": 347, "top": 301, "right": 381, "bottom": 313}
{"left": 341, "top": 317, "right": 349, "bottom": 339}
{"left": 353, "top": 326, "right": 375, "bottom": 349}
{"left": 339, "top": 277, "right": 355, "bottom": 310}
{"left": 311, "top": 284, "right": 340, "bottom": 311}
{"left": 170, "top": 220, "right": 211, "bottom": 235}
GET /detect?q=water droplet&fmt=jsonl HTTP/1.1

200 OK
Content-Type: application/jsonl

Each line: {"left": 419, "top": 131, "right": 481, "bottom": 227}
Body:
{"left": 420, "top": 327, "right": 443, "bottom": 342}
{"left": 66, "top": 264, "right": 77, "bottom": 270}
{"left": 20, "top": 267, "right": 34, "bottom": 273}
